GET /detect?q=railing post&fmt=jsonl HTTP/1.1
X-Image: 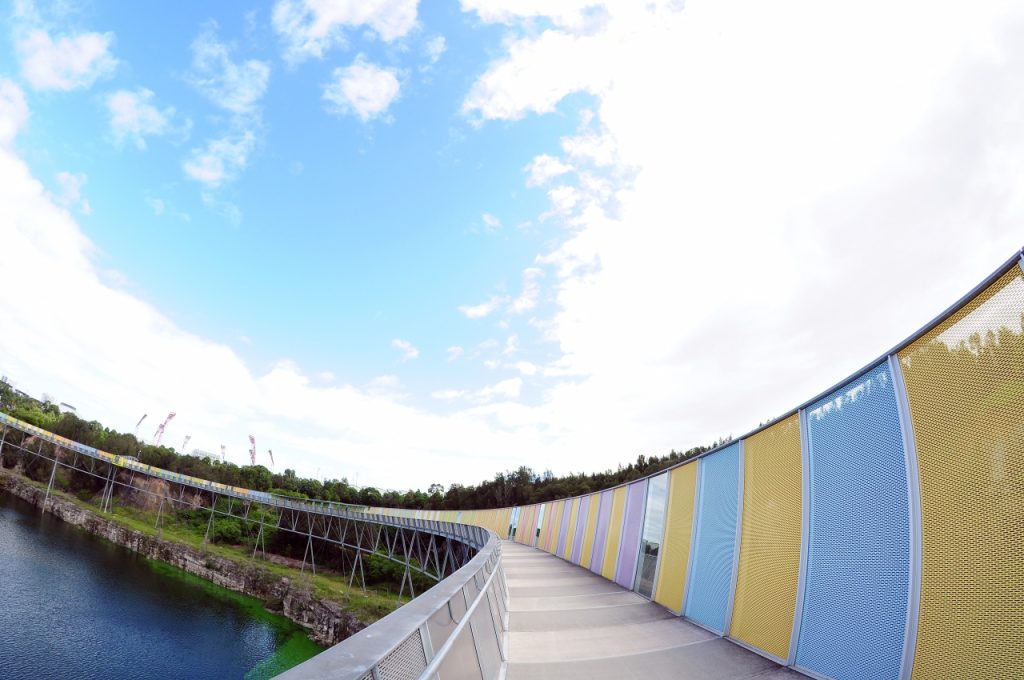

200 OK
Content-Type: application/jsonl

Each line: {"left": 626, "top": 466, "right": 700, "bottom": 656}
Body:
{"left": 889, "top": 354, "right": 923, "bottom": 680}
{"left": 788, "top": 408, "right": 812, "bottom": 665}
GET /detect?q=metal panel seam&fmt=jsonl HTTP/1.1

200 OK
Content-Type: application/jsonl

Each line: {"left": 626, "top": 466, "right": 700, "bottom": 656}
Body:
{"left": 788, "top": 407, "right": 812, "bottom": 666}
{"left": 725, "top": 439, "right": 745, "bottom": 634}
{"left": 888, "top": 354, "right": 922, "bottom": 680}
{"left": 681, "top": 459, "right": 703, "bottom": 616}
{"left": 648, "top": 475, "right": 671, "bottom": 605}
{"left": 631, "top": 479, "right": 651, "bottom": 593}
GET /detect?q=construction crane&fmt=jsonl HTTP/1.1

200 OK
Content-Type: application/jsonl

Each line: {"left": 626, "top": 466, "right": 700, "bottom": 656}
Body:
{"left": 153, "top": 411, "right": 176, "bottom": 447}
{"left": 134, "top": 414, "right": 147, "bottom": 440}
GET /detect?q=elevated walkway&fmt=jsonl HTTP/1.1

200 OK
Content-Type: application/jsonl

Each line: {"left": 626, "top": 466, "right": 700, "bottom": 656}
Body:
{"left": 502, "top": 541, "right": 803, "bottom": 680}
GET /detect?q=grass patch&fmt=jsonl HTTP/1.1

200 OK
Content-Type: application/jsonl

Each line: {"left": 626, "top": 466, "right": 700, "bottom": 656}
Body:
{"left": 4, "top": 471, "right": 407, "bottom": 623}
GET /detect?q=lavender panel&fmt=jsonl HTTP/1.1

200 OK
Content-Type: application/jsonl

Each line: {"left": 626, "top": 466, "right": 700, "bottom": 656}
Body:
{"left": 570, "top": 495, "right": 591, "bottom": 564}
{"left": 615, "top": 480, "right": 649, "bottom": 587}
{"left": 556, "top": 500, "right": 572, "bottom": 556}
{"left": 590, "top": 490, "right": 614, "bottom": 573}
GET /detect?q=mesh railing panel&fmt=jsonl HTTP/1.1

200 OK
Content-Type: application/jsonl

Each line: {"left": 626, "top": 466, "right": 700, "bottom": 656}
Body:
{"left": 899, "top": 266, "right": 1024, "bottom": 680}
{"left": 470, "top": 593, "right": 503, "bottom": 677}
{"left": 434, "top": 625, "right": 483, "bottom": 680}
{"left": 375, "top": 629, "right": 427, "bottom": 680}
{"left": 683, "top": 442, "right": 740, "bottom": 633}
{"left": 654, "top": 462, "right": 697, "bottom": 614}
{"left": 795, "top": 362, "right": 910, "bottom": 680}
{"left": 731, "top": 415, "right": 802, "bottom": 660}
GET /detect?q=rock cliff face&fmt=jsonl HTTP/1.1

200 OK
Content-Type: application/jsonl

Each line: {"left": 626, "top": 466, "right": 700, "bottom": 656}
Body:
{"left": 0, "top": 472, "right": 365, "bottom": 646}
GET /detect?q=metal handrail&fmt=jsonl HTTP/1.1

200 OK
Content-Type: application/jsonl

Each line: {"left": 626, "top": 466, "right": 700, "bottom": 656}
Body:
{"left": 277, "top": 532, "right": 506, "bottom": 680}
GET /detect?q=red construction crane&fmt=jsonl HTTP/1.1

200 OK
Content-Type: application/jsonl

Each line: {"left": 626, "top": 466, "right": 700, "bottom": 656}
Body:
{"left": 153, "top": 411, "right": 176, "bottom": 447}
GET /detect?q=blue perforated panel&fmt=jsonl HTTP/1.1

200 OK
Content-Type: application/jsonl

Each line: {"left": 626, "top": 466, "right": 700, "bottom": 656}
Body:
{"left": 795, "top": 362, "right": 910, "bottom": 680}
{"left": 683, "top": 443, "right": 739, "bottom": 634}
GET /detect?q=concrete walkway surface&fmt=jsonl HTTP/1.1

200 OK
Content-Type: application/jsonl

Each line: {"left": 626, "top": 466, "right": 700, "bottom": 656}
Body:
{"left": 501, "top": 541, "right": 805, "bottom": 680}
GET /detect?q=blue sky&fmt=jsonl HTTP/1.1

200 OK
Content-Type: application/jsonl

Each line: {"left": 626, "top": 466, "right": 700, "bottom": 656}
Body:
{"left": 0, "top": 1, "right": 1021, "bottom": 490}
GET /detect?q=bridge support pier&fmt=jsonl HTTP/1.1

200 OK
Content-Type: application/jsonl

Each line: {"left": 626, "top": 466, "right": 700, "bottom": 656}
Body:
{"left": 41, "top": 455, "right": 57, "bottom": 515}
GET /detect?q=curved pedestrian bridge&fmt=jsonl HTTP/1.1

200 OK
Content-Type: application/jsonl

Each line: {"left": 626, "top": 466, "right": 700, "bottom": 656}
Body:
{"left": 502, "top": 541, "right": 801, "bottom": 680}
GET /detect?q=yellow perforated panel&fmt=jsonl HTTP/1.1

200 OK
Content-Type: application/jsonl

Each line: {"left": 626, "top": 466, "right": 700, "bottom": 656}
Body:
{"left": 730, "top": 414, "right": 802, "bottom": 660}
{"left": 545, "top": 501, "right": 563, "bottom": 554}
{"left": 601, "top": 487, "right": 628, "bottom": 580}
{"left": 562, "top": 498, "right": 581, "bottom": 560}
{"left": 899, "top": 266, "right": 1024, "bottom": 680}
{"left": 580, "top": 492, "right": 601, "bottom": 569}
{"left": 654, "top": 462, "right": 697, "bottom": 613}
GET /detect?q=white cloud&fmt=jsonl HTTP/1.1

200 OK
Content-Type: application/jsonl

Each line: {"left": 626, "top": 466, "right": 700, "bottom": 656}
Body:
{"left": 273, "top": 0, "right": 419, "bottom": 65}
{"left": 367, "top": 374, "right": 401, "bottom": 395}
{"left": 457, "top": 0, "right": 1024, "bottom": 477}
{"left": 16, "top": 27, "right": 117, "bottom": 91}
{"left": 0, "top": 145, "right": 548, "bottom": 488}
{"left": 474, "top": 377, "right": 522, "bottom": 403}
{"left": 425, "top": 35, "right": 446, "bottom": 65}
{"left": 459, "top": 295, "right": 506, "bottom": 319}
{"left": 146, "top": 197, "right": 165, "bottom": 216}
{"left": 513, "top": 361, "right": 538, "bottom": 376}
{"left": 183, "top": 25, "right": 268, "bottom": 195}
{"left": 432, "top": 388, "right": 465, "bottom": 401}
{"left": 391, "top": 338, "right": 419, "bottom": 361}
{"left": 53, "top": 171, "right": 88, "bottom": 213}
{"left": 323, "top": 56, "right": 401, "bottom": 122}
{"left": 3, "top": 0, "right": 1023, "bottom": 496}
{"left": 525, "top": 153, "right": 572, "bottom": 186}
{"left": 503, "top": 334, "right": 518, "bottom": 355}
{"left": 481, "top": 212, "right": 501, "bottom": 231}
{"left": 183, "top": 131, "right": 257, "bottom": 188}
{"left": 106, "top": 89, "right": 180, "bottom": 150}
{"left": 447, "top": 345, "right": 464, "bottom": 361}
{"left": 460, "top": 0, "right": 603, "bottom": 31}
{"left": 462, "top": 28, "right": 610, "bottom": 122}
{"left": 189, "top": 24, "right": 270, "bottom": 115}
{"left": 0, "top": 78, "right": 29, "bottom": 147}
{"left": 512, "top": 267, "right": 543, "bottom": 313}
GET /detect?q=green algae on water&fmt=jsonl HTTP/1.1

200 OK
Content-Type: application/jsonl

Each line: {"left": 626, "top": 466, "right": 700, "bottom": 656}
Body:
{"left": 140, "top": 556, "right": 324, "bottom": 676}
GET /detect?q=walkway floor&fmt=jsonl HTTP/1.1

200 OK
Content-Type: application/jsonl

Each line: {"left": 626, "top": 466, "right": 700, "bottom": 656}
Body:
{"left": 501, "top": 541, "right": 805, "bottom": 680}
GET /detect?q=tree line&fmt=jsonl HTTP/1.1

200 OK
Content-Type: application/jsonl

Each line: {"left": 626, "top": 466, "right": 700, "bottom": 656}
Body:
{"left": 0, "top": 379, "right": 728, "bottom": 511}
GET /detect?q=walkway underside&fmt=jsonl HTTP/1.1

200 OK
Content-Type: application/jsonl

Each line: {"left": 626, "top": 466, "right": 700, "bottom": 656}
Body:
{"left": 502, "top": 541, "right": 804, "bottom": 680}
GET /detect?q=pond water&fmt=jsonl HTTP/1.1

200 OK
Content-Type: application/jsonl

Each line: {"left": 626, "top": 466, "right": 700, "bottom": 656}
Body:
{"left": 0, "top": 492, "right": 322, "bottom": 679}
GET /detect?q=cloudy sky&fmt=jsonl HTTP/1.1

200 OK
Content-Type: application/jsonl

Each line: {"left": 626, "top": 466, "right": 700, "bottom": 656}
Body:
{"left": 0, "top": 0, "right": 1021, "bottom": 490}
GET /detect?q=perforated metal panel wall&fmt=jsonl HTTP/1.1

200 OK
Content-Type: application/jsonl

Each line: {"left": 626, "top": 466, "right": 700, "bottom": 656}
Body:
{"left": 556, "top": 499, "right": 572, "bottom": 556}
{"left": 570, "top": 495, "right": 590, "bottom": 564}
{"left": 654, "top": 462, "right": 697, "bottom": 614}
{"left": 540, "top": 502, "right": 556, "bottom": 550}
{"left": 590, "top": 490, "right": 613, "bottom": 574}
{"left": 615, "top": 480, "right": 648, "bottom": 588}
{"left": 795, "top": 362, "right": 910, "bottom": 680}
{"left": 899, "top": 266, "right": 1024, "bottom": 680}
{"left": 545, "top": 501, "right": 562, "bottom": 553}
{"left": 580, "top": 493, "right": 601, "bottom": 569}
{"left": 601, "top": 486, "right": 628, "bottom": 581}
{"left": 683, "top": 443, "right": 739, "bottom": 633}
{"left": 562, "top": 497, "right": 581, "bottom": 560}
{"left": 731, "top": 415, "right": 802, "bottom": 660}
